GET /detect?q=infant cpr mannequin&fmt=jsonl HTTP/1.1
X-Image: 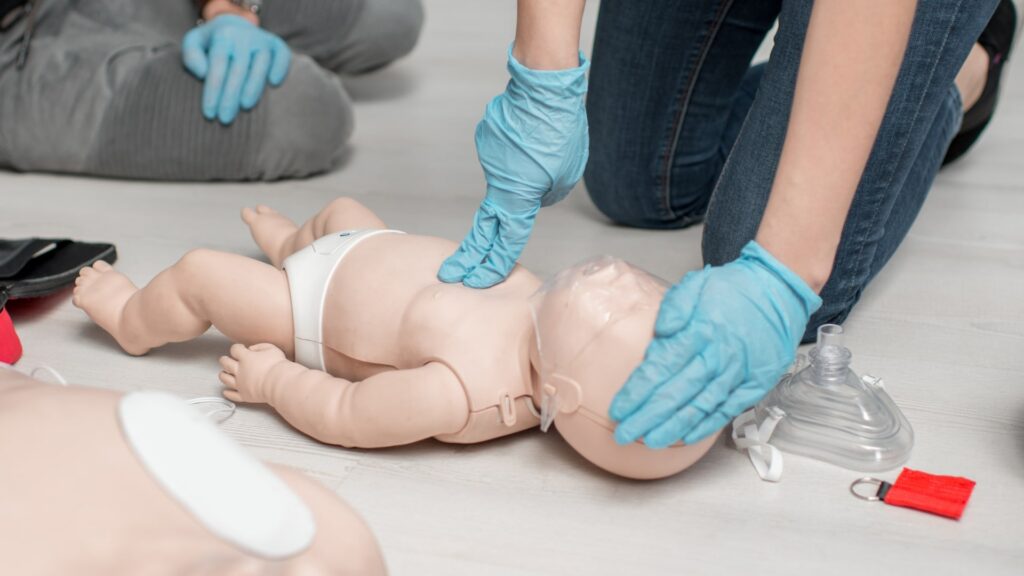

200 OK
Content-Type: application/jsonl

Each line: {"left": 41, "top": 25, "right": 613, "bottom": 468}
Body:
{"left": 0, "top": 368, "right": 385, "bottom": 575}
{"left": 74, "top": 198, "right": 719, "bottom": 479}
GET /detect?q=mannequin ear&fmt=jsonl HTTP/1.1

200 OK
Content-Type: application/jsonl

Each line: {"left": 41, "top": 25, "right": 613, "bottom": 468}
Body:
{"left": 548, "top": 374, "right": 582, "bottom": 414}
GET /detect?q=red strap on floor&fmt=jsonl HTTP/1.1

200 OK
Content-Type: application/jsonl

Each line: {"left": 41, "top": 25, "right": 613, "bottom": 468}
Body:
{"left": 0, "top": 307, "right": 22, "bottom": 364}
{"left": 883, "top": 468, "right": 976, "bottom": 520}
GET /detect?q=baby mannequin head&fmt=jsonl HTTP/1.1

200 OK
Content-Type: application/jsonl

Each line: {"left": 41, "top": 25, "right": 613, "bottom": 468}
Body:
{"left": 529, "top": 258, "right": 719, "bottom": 480}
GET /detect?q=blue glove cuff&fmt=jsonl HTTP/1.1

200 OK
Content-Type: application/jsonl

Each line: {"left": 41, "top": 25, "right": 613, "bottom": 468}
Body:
{"left": 506, "top": 45, "right": 589, "bottom": 99}
{"left": 740, "top": 241, "right": 823, "bottom": 318}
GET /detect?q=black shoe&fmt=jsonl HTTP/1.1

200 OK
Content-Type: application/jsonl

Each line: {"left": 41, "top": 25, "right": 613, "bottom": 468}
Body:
{"left": 943, "top": 0, "right": 1020, "bottom": 165}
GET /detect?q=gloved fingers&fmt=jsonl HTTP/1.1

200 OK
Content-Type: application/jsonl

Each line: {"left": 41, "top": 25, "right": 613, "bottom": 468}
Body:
{"left": 437, "top": 208, "right": 497, "bottom": 283}
{"left": 609, "top": 326, "right": 711, "bottom": 422}
{"left": 202, "top": 38, "right": 232, "bottom": 121}
{"left": 218, "top": 45, "right": 253, "bottom": 124}
{"left": 612, "top": 353, "right": 712, "bottom": 445}
{"left": 181, "top": 25, "right": 211, "bottom": 79}
{"left": 267, "top": 37, "right": 291, "bottom": 86}
{"left": 619, "top": 344, "right": 735, "bottom": 447}
{"left": 643, "top": 404, "right": 706, "bottom": 449}
{"left": 685, "top": 353, "right": 743, "bottom": 415}
{"left": 679, "top": 410, "right": 731, "bottom": 446}
{"left": 681, "top": 384, "right": 763, "bottom": 444}
{"left": 463, "top": 213, "right": 532, "bottom": 289}
{"left": 240, "top": 48, "right": 271, "bottom": 110}
{"left": 642, "top": 351, "right": 742, "bottom": 445}
{"left": 654, "top": 267, "right": 711, "bottom": 337}
{"left": 608, "top": 338, "right": 676, "bottom": 422}
{"left": 642, "top": 359, "right": 739, "bottom": 448}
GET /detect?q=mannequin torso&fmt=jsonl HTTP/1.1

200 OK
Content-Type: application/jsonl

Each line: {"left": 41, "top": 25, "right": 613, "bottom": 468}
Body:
{"left": 322, "top": 233, "right": 543, "bottom": 441}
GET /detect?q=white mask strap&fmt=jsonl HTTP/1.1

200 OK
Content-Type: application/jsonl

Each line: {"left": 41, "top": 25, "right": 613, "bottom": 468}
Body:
{"left": 1, "top": 360, "right": 69, "bottom": 386}
{"left": 3, "top": 361, "right": 235, "bottom": 425}
{"left": 732, "top": 407, "right": 785, "bottom": 482}
{"left": 30, "top": 365, "right": 68, "bottom": 386}
{"left": 539, "top": 391, "right": 559, "bottom": 433}
{"left": 188, "top": 396, "right": 237, "bottom": 423}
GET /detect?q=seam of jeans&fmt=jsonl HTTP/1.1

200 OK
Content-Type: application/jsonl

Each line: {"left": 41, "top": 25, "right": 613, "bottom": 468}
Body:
{"left": 842, "top": 0, "right": 965, "bottom": 302}
{"left": 658, "top": 0, "right": 736, "bottom": 221}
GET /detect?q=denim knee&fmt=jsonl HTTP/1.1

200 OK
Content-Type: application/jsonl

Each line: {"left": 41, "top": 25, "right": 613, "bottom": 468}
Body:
{"left": 584, "top": 162, "right": 712, "bottom": 230}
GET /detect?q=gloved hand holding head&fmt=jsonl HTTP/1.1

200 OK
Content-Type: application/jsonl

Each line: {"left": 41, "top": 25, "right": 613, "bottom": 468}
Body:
{"left": 528, "top": 257, "right": 719, "bottom": 480}
{"left": 610, "top": 241, "right": 823, "bottom": 450}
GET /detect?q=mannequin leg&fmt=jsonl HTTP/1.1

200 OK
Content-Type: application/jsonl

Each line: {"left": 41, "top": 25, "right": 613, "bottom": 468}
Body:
{"left": 243, "top": 197, "right": 387, "bottom": 267}
{"left": 73, "top": 254, "right": 293, "bottom": 357}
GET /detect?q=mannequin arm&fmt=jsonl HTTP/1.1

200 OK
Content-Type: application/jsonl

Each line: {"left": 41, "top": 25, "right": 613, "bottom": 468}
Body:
{"left": 220, "top": 344, "right": 469, "bottom": 448}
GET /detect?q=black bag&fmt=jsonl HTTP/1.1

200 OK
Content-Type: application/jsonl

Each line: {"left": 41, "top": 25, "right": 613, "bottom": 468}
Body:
{"left": 0, "top": 238, "right": 118, "bottom": 308}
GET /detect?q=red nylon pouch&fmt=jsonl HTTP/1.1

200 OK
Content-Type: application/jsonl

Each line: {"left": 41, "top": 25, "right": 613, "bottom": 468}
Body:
{"left": 880, "top": 468, "right": 976, "bottom": 520}
{"left": 0, "top": 306, "right": 22, "bottom": 364}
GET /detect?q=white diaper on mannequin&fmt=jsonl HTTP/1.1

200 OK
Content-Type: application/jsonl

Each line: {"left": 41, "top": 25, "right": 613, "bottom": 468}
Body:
{"left": 282, "top": 229, "right": 404, "bottom": 371}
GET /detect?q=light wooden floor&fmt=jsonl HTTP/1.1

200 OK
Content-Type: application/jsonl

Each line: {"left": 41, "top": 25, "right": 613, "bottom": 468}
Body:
{"left": 4, "top": 2, "right": 1023, "bottom": 574}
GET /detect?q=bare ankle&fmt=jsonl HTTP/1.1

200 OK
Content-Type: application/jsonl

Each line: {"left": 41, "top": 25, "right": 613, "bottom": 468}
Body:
{"left": 956, "top": 43, "right": 989, "bottom": 112}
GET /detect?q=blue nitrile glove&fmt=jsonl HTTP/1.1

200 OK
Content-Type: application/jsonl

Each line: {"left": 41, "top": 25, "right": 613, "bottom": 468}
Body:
{"left": 610, "top": 241, "right": 823, "bottom": 448}
{"left": 182, "top": 14, "right": 291, "bottom": 125}
{"left": 438, "top": 47, "right": 590, "bottom": 289}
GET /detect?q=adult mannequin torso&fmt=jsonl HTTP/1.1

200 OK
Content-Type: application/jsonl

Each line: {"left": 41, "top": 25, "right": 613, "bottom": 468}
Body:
{"left": 0, "top": 369, "right": 386, "bottom": 575}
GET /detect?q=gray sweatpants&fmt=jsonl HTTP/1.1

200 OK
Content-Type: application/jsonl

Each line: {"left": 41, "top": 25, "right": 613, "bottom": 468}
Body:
{"left": 0, "top": 0, "right": 423, "bottom": 181}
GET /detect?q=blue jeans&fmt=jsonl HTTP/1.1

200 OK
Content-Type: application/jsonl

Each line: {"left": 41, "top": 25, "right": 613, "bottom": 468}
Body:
{"left": 584, "top": 0, "right": 998, "bottom": 342}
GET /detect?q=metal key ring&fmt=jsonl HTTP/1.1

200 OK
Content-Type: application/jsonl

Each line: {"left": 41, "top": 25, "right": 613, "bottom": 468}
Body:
{"left": 850, "top": 477, "right": 884, "bottom": 501}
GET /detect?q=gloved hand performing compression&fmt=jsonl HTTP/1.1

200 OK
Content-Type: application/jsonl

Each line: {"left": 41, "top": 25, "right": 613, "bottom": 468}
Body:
{"left": 610, "top": 241, "right": 823, "bottom": 448}
{"left": 438, "top": 47, "right": 590, "bottom": 289}
{"left": 182, "top": 15, "right": 291, "bottom": 125}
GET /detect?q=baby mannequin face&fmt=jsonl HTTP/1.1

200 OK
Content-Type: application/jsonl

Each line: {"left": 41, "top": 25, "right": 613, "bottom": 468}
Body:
{"left": 529, "top": 258, "right": 720, "bottom": 480}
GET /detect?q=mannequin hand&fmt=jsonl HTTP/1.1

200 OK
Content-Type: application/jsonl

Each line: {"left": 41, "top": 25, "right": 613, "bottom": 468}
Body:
{"left": 182, "top": 14, "right": 290, "bottom": 125}
{"left": 609, "top": 241, "right": 823, "bottom": 448}
{"left": 438, "top": 47, "right": 589, "bottom": 288}
{"left": 219, "top": 342, "right": 287, "bottom": 404}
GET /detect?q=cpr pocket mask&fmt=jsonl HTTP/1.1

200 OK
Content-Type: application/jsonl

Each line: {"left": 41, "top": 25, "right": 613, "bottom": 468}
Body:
{"left": 732, "top": 324, "right": 914, "bottom": 481}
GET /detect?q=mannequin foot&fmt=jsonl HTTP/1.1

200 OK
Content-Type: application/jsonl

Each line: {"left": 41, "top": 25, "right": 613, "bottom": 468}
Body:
{"left": 72, "top": 262, "right": 150, "bottom": 356}
{"left": 242, "top": 205, "right": 299, "bottom": 267}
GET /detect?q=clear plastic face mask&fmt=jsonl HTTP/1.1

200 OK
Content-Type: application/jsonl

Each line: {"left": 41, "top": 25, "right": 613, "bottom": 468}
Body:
{"left": 747, "top": 324, "right": 914, "bottom": 472}
{"left": 528, "top": 256, "right": 668, "bottom": 431}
